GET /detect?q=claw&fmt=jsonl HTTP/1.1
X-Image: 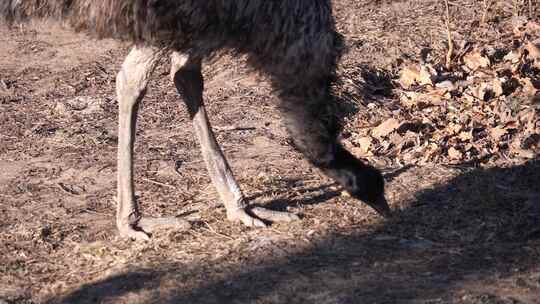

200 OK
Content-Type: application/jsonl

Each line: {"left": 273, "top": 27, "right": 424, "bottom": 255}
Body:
{"left": 227, "top": 206, "right": 299, "bottom": 227}
{"left": 228, "top": 208, "right": 267, "bottom": 227}
{"left": 244, "top": 216, "right": 267, "bottom": 228}
{"left": 118, "top": 226, "right": 150, "bottom": 241}
{"left": 250, "top": 207, "right": 300, "bottom": 222}
{"left": 117, "top": 216, "right": 191, "bottom": 240}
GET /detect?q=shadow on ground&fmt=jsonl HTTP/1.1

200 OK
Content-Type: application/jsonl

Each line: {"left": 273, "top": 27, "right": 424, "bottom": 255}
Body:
{"left": 52, "top": 159, "right": 540, "bottom": 303}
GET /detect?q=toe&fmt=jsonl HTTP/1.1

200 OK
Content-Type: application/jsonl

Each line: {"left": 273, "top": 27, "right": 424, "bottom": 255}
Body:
{"left": 228, "top": 209, "right": 267, "bottom": 228}
{"left": 239, "top": 213, "right": 267, "bottom": 228}
{"left": 250, "top": 207, "right": 300, "bottom": 222}
{"left": 119, "top": 227, "right": 150, "bottom": 241}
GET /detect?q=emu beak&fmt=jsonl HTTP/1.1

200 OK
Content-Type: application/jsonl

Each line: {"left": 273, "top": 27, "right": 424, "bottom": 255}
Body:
{"left": 370, "top": 196, "right": 392, "bottom": 218}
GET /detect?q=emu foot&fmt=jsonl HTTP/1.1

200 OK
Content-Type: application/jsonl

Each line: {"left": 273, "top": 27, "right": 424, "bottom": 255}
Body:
{"left": 227, "top": 207, "right": 300, "bottom": 228}
{"left": 118, "top": 217, "right": 191, "bottom": 241}
{"left": 118, "top": 224, "right": 151, "bottom": 241}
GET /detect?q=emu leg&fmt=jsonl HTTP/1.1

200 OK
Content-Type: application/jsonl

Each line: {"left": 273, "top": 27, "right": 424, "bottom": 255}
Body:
{"left": 171, "top": 52, "right": 299, "bottom": 227}
{"left": 116, "top": 46, "right": 190, "bottom": 240}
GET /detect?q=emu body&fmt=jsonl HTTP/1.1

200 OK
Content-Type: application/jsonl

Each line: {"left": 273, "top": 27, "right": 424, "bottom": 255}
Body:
{"left": 2, "top": 0, "right": 391, "bottom": 240}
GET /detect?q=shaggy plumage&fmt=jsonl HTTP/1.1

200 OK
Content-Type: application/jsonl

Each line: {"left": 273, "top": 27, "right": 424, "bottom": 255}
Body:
{"left": 1, "top": 0, "right": 343, "bottom": 87}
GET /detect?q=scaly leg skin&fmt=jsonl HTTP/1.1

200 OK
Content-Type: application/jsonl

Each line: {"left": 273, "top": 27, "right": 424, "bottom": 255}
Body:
{"left": 171, "top": 52, "right": 299, "bottom": 227}
{"left": 116, "top": 46, "right": 190, "bottom": 240}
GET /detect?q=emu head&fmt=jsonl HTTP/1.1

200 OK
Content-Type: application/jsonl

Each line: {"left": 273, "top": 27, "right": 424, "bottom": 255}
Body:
{"left": 331, "top": 145, "right": 392, "bottom": 218}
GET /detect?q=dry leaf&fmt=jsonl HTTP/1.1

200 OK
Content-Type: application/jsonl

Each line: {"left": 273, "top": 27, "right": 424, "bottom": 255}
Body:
{"left": 514, "top": 148, "right": 536, "bottom": 159}
{"left": 503, "top": 50, "right": 521, "bottom": 63}
{"left": 354, "top": 136, "right": 373, "bottom": 155}
{"left": 490, "top": 126, "right": 507, "bottom": 141}
{"left": 470, "top": 82, "right": 495, "bottom": 101}
{"left": 459, "top": 131, "right": 473, "bottom": 141}
{"left": 425, "top": 90, "right": 446, "bottom": 105}
{"left": 448, "top": 147, "right": 463, "bottom": 159}
{"left": 526, "top": 21, "right": 540, "bottom": 34}
{"left": 424, "top": 143, "right": 440, "bottom": 161}
{"left": 447, "top": 122, "right": 462, "bottom": 135}
{"left": 399, "top": 65, "right": 421, "bottom": 89}
{"left": 463, "top": 51, "right": 490, "bottom": 71}
{"left": 505, "top": 120, "right": 519, "bottom": 130}
{"left": 492, "top": 78, "right": 504, "bottom": 97}
{"left": 398, "top": 64, "right": 436, "bottom": 88}
{"left": 340, "top": 190, "right": 352, "bottom": 197}
{"left": 388, "top": 132, "right": 403, "bottom": 146}
{"left": 419, "top": 64, "right": 437, "bottom": 86}
{"left": 400, "top": 91, "right": 421, "bottom": 108}
{"left": 512, "top": 16, "right": 528, "bottom": 37}
{"left": 372, "top": 118, "right": 401, "bottom": 139}
{"left": 521, "top": 78, "right": 538, "bottom": 96}
{"left": 525, "top": 41, "right": 540, "bottom": 60}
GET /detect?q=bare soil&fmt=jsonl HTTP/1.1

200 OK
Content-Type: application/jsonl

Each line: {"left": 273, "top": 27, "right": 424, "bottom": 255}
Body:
{"left": 1, "top": 1, "right": 539, "bottom": 303}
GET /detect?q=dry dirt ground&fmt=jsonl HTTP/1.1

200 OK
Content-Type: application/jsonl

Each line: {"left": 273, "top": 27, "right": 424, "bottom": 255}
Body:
{"left": 1, "top": 1, "right": 540, "bottom": 303}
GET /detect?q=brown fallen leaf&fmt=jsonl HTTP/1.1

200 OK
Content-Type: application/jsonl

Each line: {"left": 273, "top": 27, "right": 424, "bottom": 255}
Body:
{"left": 525, "top": 41, "right": 540, "bottom": 69}
{"left": 398, "top": 64, "right": 436, "bottom": 89}
{"left": 514, "top": 148, "right": 536, "bottom": 159}
{"left": 341, "top": 190, "right": 351, "bottom": 197}
{"left": 353, "top": 136, "right": 373, "bottom": 155}
{"left": 399, "top": 65, "right": 421, "bottom": 89}
{"left": 372, "top": 118, "right": 402, "bottom": 139}
{"left": 423, "top": 143, "right": 441, "bottom": 162}
{"left": 526, "top": 21, "right": 540, "bottom": 34}
{"left": 426, "top": 87, "right": 451, "bottom": 100}
{"left": 400, "top": 90, "right": 445, "bottom": 109}
{"left": 505, "top": 120, "right": 519, "bottom": 130}
{"left": 463, "top": 51, "right": 490, "bottom": 71}
{"left": 419, "top": 64, "right": 437, "bottom": 86}
{"left": 512, "top": 16, "right": 528, "bottom": 37}
{"left": 446, "top": 122, "right": 462, "bottom": 135}
{"left": 503, "top": 50, "right": 522, "bottom": 63}
{"left": 396, "top": 131, "right": 418, "bottom": 153}
{"left": 448, "top": 146, "right": 463, "bottom": 160}
{"left": 469, "top": 83, "right": 489, "bottom": 101}
{"left": 492, "top": 78, "right": 504, "bottom": 97}
{"left": 459, "top": 131, "right": 473, "bottom": 142}
{"left": 521, "top": 77, "right": 538, "bottom": 96}
{"left": 525, "top": 41, "right": 540, "bottom": 60}
{"left": 490, "top": 126, "right": 507, "bottom": 141}
{"left": 400, "top": 91, "right": 421, "bottom": 108}
{"left": 388, "top": 132, "right": 403, "bottom": 146}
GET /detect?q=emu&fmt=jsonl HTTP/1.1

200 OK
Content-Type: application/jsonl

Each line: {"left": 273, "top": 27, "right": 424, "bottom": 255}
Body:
{"left": 1, "top": 0, "right": 391, "bottom": 241}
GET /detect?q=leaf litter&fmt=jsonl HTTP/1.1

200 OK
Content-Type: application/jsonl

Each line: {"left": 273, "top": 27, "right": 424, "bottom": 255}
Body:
{"left": 343, "top": 19, "right": 539, "bottom": 167}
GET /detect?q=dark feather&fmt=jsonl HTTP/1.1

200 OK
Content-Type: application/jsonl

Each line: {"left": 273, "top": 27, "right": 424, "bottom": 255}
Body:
{"left": 1, "top": 0, "right": 343, "bottom": 87}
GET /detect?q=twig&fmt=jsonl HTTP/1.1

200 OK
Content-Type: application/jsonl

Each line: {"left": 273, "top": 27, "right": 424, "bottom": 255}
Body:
{"left": 82, "top": 208, "right": 110, "bottom": 216}
{"left": 203, "top": 221, "right": 234, "bottom": 240}
{"left": 513, "top": 0, "right": 521, "bottom": 16}
{"left": 444, "top": 0, "right": 454, "bottom": 70}
{"left": 141, "top": 177, "right": 177, "bottom": 189}
{"left": 214, "top": 125, "right": 256, "bottom": 132}
{"left": 97, "top": 164, "right": 113, "bottom": 173}
{"left": 57, "top": 182, "right": 84, "bottom": 195}
{"left": 482, "top": 0, "right": 491, "bottom": 24}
